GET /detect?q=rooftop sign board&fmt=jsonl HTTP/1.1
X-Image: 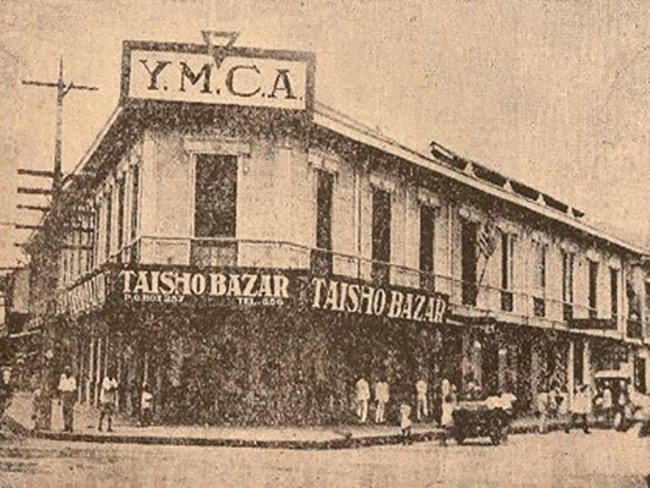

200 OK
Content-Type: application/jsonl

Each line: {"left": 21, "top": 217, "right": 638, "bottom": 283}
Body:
{"left": 121, "top": 40, "right": 315, "bottom": 113}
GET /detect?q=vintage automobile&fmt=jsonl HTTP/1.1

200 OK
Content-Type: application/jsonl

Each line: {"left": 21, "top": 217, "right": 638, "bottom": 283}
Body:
{"left": 451, "top": 400, "right": 511, "bottom": 446}
{"left": 593, "top": 370, "right": 650, "bottom": 433}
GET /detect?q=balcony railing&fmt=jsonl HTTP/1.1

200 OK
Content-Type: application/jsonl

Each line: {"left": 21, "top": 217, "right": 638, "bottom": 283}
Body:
{"left": 55, "top": 235, "right": 646, "bottom": 338}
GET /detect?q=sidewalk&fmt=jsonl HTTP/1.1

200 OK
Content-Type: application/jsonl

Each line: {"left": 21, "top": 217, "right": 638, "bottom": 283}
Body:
{"left": 3, "top": 392, "right": 585, "bottom": 450}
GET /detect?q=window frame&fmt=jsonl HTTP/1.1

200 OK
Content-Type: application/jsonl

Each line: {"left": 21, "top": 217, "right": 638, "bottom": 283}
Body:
{"left": 190, "top": 153, "right": 239, "bottom": 239}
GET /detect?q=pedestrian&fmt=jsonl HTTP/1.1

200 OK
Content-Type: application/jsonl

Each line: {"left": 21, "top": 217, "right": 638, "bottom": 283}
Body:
{"left": 355, "top": 376, "right": 370, "bottom": 423}
{"left": 0, "top": 369, "right": 13, "bottom": 423}
{"left": 374, "top": 377, "right": 389, "bottom": 424}
{"left": 57, "top": 366, "right": 77, "bottom": 432}
{"left": 614, "top": 384, "right": 628, "bottom": 431}
{"left": 536, "top": 389, "right": 549, "bottom": 434}
{"left": 415, "top": 378, "right": 428, "bottom": 421}
{"left": 399, "top": 402, "right": 412, "bottom": 444}
{"left": 31, "top": 387, "right": 41, "bottom": 431}
{"left": 565, "top": 384, "right": 591, "bottom": 434}
{"left": 140, "top": 383, "right": 154, "bottom": 427}
{"left": 439, "top": 393, "right": 456, "bottom": 447}
{"left": 600, "top": 383, "right": 612, "bottom": 426}
{"left": 98, "top": 372, "right": 118, "bottom": 432}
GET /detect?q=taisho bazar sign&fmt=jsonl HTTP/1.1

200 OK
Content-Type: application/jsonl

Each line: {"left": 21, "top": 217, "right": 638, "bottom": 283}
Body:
{"left": 310, "top": 277, "right": 449, "bottom": 324}
{"left": 119, "top": 268, "right": 290, "bottom": 307}
{"left": 56, "top": 273, "right": 107, "bottom": 316}
{"left": 121, "top": 41, "right": 315, "bottom": 112}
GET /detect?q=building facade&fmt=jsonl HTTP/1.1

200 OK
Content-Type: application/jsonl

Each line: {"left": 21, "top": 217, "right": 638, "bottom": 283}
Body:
{"left": 24, "top": 40, "right": 650, "bottom": 426}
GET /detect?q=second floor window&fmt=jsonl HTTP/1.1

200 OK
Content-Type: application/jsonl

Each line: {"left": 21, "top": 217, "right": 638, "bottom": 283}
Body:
{"left": 500, "top": 232, "right": 514, "bottom": 311}
{"left": 501, "top": 232, "right": 514, "bottom": 291}
{"left": 610, "top": 267, "right": 619, "bottom": 320}
{"left": 562, "top": 251, "right": 574, "bottom": 304}
{"left": 194, "top": 154, "right": 238, "bottom": 238}
{"left": 533, "top": 241, "right": 546, "bottom": 294}
{"left": 371, "top": 187, "right": 391, "bottom": 283}
{"left": 104, "top": 189, "right": 113, "bottom": 261}
{"left": 588, "top": 260, "right": 598, "bottom": 318}
{"left": 419, "top": 205, "right": 436, "bottom": 290}
{"left": 461, "top": 220, "right": 478, "bottom": 306}
{"left": 315, "top": 170, "right": 333, "bottom": 250}
{"left": 130, "top": 165, "right": 140, "bottom": 242}
{"left": 117, "top": 176, "right": 126, "bottom": 250}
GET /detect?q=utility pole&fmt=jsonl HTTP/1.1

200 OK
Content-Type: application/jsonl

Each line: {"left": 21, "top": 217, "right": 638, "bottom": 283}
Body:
{"left": 22, "top": 58, "right": 98, "bottom": 200}
{"left": 20, "top": 58, "right": 98, "bottom": 431}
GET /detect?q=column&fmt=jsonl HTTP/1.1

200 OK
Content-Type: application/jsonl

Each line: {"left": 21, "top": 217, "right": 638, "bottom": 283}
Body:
{"left": 94, "top": 337, "right": 102, "bottom": 406}
{"left": 531, "top": 343, "right": 541, "bottom": 401}
{"left": 582, "top": 339, "right": 591, "bottom": 389}
{"left": 497, "top": 334, "right": 508, "bottom": 392}
{"left": 567, "top": 339, "right": 575, "bottom": 409}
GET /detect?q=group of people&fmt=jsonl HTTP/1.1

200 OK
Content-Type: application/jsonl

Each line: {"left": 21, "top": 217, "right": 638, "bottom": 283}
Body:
{"left": 30, "top": 367, "right": 155, "bottom": 433}
{"left": 536, "top": 380, "right": 635, "bottom": 435}
{"left": 354, "top": 376, "right": 430, "bottom": 443}
{"left": 354, "top": 375, "right": 517, "bottom": 444}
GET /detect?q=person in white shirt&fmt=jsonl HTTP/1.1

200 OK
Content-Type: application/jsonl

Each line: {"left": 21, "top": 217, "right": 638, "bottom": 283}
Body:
{"left": 415, "top": 379, "right": 428, "bottom": 421}
{"left": 536, "top": 390, "right": 549, "bottom": 434}
{"left": 57, "top": 367, "right": 77, "bottom": 432}
{"left": 439, "top": 393, "right": 456, "bottom": 446}
{"left": 355, "top": 377, "right": 370, "bottom": 423}
{"left": 374, "top": 379, "right": 389, "bottom": 424}
{"left": 400, "top": 402, "right": 413, "bottom": 444}
{"left": 140, "top": 383, "right": 154, "bottom": 427}
{"left": 565, "top": 384, "right": 591, "bottom": 434}
{"left": 600, "top": 383, "right": 613, "bottom": 426}
{"left": 98, "top": 373, "right": 119, "bottom": 432}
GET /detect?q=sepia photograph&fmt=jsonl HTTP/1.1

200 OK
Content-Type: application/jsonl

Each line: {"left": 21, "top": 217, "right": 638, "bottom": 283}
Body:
{"left": 0, "top": 1, "right": 648, "bottom": 486}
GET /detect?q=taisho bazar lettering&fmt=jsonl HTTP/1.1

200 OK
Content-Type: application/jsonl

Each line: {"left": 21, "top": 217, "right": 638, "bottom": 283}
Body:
{"left": 311, "top": 277, "right": 447, "bottom": 324}
{"left": 56, "top": 273, "right": 106, "bottom": 315}
{"left": 120, "top": 270, "right": 289, "bottom": 299}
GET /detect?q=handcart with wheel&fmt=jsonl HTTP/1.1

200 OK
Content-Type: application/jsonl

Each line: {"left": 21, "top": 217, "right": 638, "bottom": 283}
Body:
{"left": 451, "top": 400, "right": 511, "bottom": 446}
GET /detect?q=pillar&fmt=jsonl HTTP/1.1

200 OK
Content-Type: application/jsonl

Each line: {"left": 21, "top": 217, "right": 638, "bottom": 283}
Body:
{"left": 567, "top": 339, "right": 575, "bottom": 408}
{"left": 531, "top": 343, "right": 541, "bottom": 401}
{"left": 497, "top": 334, "right": 508, "bottom": 392}
{"left": 582, "top": 339, "right": 591, "bottom": 389}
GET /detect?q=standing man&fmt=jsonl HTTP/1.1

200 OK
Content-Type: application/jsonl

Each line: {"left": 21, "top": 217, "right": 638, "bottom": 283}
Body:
{"left": 355, "top": 376, "right": 370, "bottom": 423}
{"left": 0, "top": 369, "right": 13, "bottom": 423}
{"left": 374, "top": 377, "right": 389, "bottom": 424}
{"left": 57, "top": 367, "right": 77, "bottom": 432}
{"left": 601, "top": 382, "right": 613, "bottom": 427}
{"left": 98, "top": 372, "right": 118, "bottom": 432}
{"left": 415, "top": 378, "right": 428, "bottom": 421}
{"left": 565, "top": 384, "right": 591, "bottom": 434}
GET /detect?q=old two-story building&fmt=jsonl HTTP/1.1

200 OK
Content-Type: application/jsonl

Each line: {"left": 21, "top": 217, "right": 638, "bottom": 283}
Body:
{"left": 24, "top": 39, "right": 649, "bottom": 426}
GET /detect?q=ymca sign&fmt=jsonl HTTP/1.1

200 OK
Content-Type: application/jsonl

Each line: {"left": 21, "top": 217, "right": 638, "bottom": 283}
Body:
{"left": 122, "top": 41, "right": 314, "bottom": 112}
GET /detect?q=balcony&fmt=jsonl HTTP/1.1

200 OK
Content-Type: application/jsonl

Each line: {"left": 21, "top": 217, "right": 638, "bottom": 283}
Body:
{"left": 82, "top": 235, "right": 642, "bottom": 338}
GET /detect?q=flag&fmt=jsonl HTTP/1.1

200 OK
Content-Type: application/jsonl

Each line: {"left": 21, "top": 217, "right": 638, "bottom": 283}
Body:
{"left": 477, "top": 217, "right": 497, "bottom": 258}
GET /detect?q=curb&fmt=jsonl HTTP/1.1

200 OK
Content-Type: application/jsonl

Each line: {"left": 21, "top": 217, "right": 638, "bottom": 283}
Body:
{"left": 3, "top": 416, "right": 611, "bottom": 450}
{"left": 5, "top": 417, "right": 441, "bottom": 450}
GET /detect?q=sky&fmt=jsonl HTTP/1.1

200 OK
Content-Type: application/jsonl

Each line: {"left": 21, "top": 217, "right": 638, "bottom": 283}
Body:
{"left": 1, "top": 0, "right": 649, "bottom": 267}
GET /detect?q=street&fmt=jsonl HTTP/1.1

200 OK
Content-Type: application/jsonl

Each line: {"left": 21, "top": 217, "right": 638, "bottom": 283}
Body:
{"left": 0, "top": 430, "right": 647, "bottom": 487}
